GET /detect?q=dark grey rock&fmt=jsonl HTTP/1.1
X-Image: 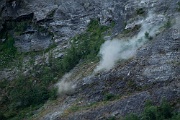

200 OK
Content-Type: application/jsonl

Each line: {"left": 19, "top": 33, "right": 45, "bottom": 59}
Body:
{"left": 14, "top": 32, "right": 52, "bottom": 52}
{"left": 65, "top": 82, "right": 179, "bottom": 120}
{"left": 54, "top": 14, "right": 180, "bottom": 120}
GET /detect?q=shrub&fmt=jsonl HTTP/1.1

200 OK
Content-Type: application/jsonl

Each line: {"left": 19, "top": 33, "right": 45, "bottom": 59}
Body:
{"left": 124, "top": 101, "right": 179, "bottom": 120}
{"left": 104, "top": 93, "right": 115, "bottom": 101}
{"left": 0, "top": 112, "right": 7, "bottom": 120}
{"left": 14, "top": 21, "right": 29, "bottom": 35}
{"left": 145, "top": 32, "right": 153, "bottom": 40}
{"left": 0, "top": 34, "right": 17, "bottom": 68}
{"left": 142, "top": 106, "right": 158, "bottom": 120}
{"left": 136, "top": 8, "right": 145, "bottom": 15}
{"left": 145, "top": 32, "right": 149, "bottom": 39}
{"left": 108, "top": 116, "right": 116, "bottom": 120}
{"left": 171, "top": 113, "right": 180, "bottom": 120}
{"left": 124, "top": 114, "right": 139, "bottom": 120}
{"left": 49, "top": 87, "right": 58, "bottom": 100}
{"left": 178, "top": 2, "right": 180, "bottom": 11}
{"left": 159, "top": 101, "right": 173, "bottom": 119}
{"left": 8, "top": 76, "right": 49, "bottom": 108}
{"left": 164, "top": 19, "right": 172, "bottom": 28}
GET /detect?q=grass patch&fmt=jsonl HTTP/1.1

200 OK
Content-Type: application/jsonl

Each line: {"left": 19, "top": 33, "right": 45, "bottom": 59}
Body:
{"left": 63, "top": 94, "right": 122, "bottom": 117}
{"left": 63, "top": 101, "right": 105, "bottom": 117}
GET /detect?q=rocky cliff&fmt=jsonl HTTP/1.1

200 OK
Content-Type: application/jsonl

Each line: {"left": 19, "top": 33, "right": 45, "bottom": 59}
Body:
{"left": 0, "top": 0, "right": 180, "bottom": 120}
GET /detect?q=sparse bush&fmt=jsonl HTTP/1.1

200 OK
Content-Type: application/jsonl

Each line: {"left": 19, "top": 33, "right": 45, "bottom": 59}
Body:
{"left": 0, "top": 34, "right": 17, "bottom": 68}
{"left": 164, "top": 19, "right": 172, "bottom": 28}
{"left": 49, "top": 87, "right": 58, "bottom": 100}
{"left": 5, "top": 21, "right": 30, "bottom": 36}
{"left": 108, "top": 116, "right": 116, "bottom": 120}
{"left": 145, "top": 32, "right": 153, "bottom": 40}
{"left": 104, "top": 93, "right": 115, "bottom": 101}
{"left": 178, "top": 2, "right": 180, "bottom": 11}
{"left": 136, "top": 8, "right": 145, "bottom": 15}
{"left": 68, "top": 105, "right": 80, "bottom": 113}
{"left": 124, "top": 114, "right": 139, "bottom": 120}
{"left": 14, "top": 21, "right": 29, "bottom": 35}
{"left": 145, "top": 32, "right": 149, "bottom": 39}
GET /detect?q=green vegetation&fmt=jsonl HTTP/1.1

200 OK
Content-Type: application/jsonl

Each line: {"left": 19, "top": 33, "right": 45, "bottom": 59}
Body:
{"left": 104, "top": 93, "right": 116, "bottom": 101}
{"left": 124, "top": 101, "right": 180, "bottom": 120}
{"left": 67, "top": 105, "right": 80, "bottom": 113}
{"left": 9, "top": 77, "right": 49, "bottom": 107}
{"left": 0, "top": 19, "right": 55, "bottom": 69}
{"left": 0, "top": 112, "right": 6, "bottom": 120}
{"left": 177, "top": 2, "right": 180, "bottom": 12}
{"left": 0, "top": 20, "right": 31, "bottom": 69}
{"left": 63, "top": 101, "right": 104, "bottom": 117}
{"left": 0, "top": 34, "right": 17, "bottom": 68}
{"left": 42, "top": 19, "right": 110, "bottom": 78}
{"left": 63, "top": 94, "right": 121, "bottom": 117}
{"left": 107, "top": 116, "right": 116, "bottom": 120}
{"left": 144, "top": 32, "right": 153, "bottom": 40}
{"left": 5, "top": 20, "right": 31, "bottom": 36}
{"left": 14, "top": 21, "right": 30, "bottom": 35}
{"left": 136, "top": 8, "right": 145, "bottom": 15}
{"left": 0, "top": 19, "right": 112, "bottom": 120}
{"left": 0, "top": 76, "right": 57, "bottom": 120}
{"left": 164, "top": 19, "right": 172, "bottom": 28}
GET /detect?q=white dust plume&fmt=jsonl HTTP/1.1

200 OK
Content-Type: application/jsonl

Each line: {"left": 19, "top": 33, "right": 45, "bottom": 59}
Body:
{"left": 95, "top": 12, "right": 166, "bottom": 72}
{"left": 56, "top": 72, "right": 76, "bottom": 95}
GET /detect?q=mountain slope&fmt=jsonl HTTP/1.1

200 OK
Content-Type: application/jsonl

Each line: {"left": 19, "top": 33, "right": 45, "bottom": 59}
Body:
{"left": 0, "top": 0, "right": 179, "bottom": 120}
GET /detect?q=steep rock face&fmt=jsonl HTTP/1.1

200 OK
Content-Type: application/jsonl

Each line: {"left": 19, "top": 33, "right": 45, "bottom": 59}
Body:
{"left": 0, "top": 0, "right": 5, "bottom": 31}
{"left": 0, "top": 0, "right": 126, "bottom": 52}
{"left": 4, "top": 0, "right": 179, "bottom": 52}
{"left": 33, "top": 0, "right": 180, "bottom": 120}
{"left": 1, "top": 0, "right": 178, "bottom": 52}
{"left": 57, "top": 28, "right": 179, "bottom": 120}
{"left": 14, "top": 32, "right": 52, "bottom": 52}
{"left": 0, "top": 0, "right": 126, "bottom": 80}
{"left": 42, "top": 29, "right": 180, "bottom": 120}
{"left": 51, "top": 0, "right": 125, "bottom": 40}
{"left": 0, "top": 0, "right": 180, "bottom": 120}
